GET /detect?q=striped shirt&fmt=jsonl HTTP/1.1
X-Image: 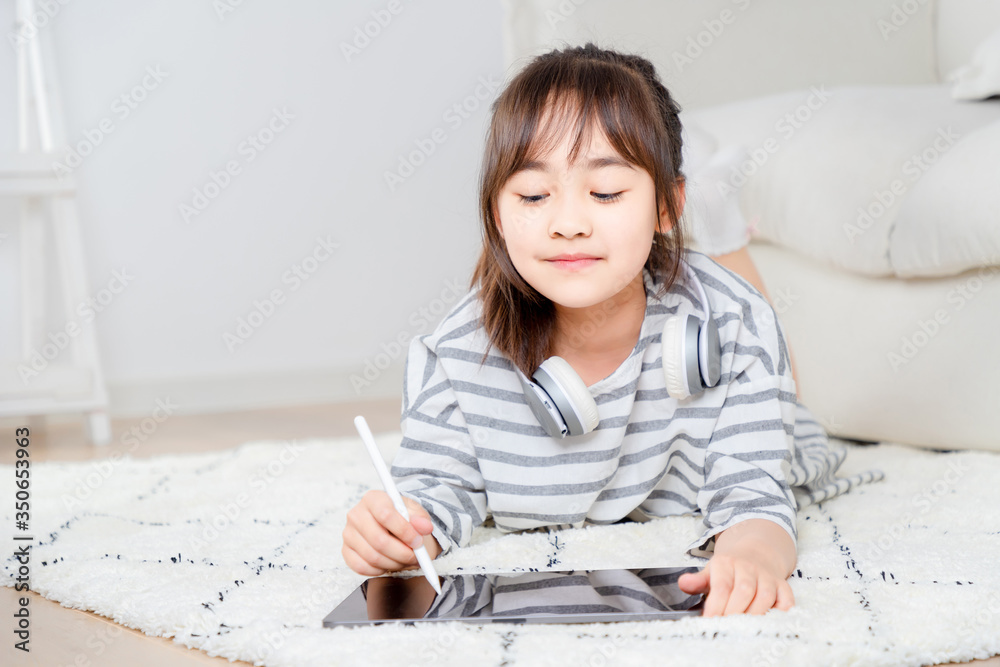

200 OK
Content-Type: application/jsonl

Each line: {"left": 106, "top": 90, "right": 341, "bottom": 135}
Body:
{"left": 392, "top": 250, "right": 884, "bottom": 559}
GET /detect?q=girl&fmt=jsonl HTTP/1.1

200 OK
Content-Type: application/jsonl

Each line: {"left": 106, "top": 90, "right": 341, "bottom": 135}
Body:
{"left": 342, "top": 43, "right": 883, "bottom": 617}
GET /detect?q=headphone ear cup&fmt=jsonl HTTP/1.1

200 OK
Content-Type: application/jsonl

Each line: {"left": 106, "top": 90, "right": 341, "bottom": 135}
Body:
{"left": 517, "top": 368, "right": 569, "bottom": 438}
{"left": 534, "top": 357, "right": 599, "bottom": 436}
{"left": 663, "top": 313, "right": 704, "bottom": 399}
{"left": 700, "top": 316, "right": 722, "bottom": 388}
{"left": 661, "top": 315, "right": 691, "bottom": 400}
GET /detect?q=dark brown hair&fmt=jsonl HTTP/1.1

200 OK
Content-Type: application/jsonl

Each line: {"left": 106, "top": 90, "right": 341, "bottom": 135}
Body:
{"left": 470, "top": 42, "right": 686, "bottom": 379}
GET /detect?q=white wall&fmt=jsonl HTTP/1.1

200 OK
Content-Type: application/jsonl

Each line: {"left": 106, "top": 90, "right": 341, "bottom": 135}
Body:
{"left": 501, "top": 0, "right": 940, "bottom": 111}
{"left": 1, "top": 1, "right": 507, "bottom": 417}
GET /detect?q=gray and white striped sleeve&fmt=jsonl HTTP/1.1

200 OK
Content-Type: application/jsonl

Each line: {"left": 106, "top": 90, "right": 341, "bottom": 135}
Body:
{"left": 688, "top": 273, "right": 799, "bottom": 559}
{"left": 391, "top": 334, "right": 487, "bottom": 555}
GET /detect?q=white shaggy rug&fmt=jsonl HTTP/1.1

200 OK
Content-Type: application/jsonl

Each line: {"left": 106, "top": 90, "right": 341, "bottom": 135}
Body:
{"left": 3, "top": 433, "right": 1000, "bottom": 667}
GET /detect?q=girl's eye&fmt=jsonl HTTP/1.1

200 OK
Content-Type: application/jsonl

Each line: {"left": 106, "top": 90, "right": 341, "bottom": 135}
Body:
{"left": 518, "top": 194, "right": 547, "bottom": 205}
{"left": 517, "top": 192, "right": 624, "bottom": 205}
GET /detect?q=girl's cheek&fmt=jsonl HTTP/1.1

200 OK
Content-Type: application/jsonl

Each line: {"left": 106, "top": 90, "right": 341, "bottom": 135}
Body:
{"left": 503, "top": 211, "right": 535, "bottom": 234}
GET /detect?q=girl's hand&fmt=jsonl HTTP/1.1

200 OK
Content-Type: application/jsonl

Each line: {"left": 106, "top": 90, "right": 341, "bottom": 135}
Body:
{"left": 677, "top": 519, "right": 796, "bottom": 616}
{"left": 341, "top": 490, "right": 442, "bottom": 576}
{"left": 677, "top": 553, "right": 795, "bottom": 616}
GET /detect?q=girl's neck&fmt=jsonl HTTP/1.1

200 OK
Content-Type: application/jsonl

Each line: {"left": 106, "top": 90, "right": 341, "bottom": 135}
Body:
{"left": 548, "top": 270, "right": 648, "bottom": 379}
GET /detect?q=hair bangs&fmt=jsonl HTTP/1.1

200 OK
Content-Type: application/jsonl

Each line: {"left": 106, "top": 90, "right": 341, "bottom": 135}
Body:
{"left": 504, "top": 64, "right": 667, "bottom": 186}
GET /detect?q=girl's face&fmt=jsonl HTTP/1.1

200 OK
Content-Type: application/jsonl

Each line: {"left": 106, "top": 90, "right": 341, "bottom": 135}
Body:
{"left": 496, "top": 122, "right": 672, "bottom": 311}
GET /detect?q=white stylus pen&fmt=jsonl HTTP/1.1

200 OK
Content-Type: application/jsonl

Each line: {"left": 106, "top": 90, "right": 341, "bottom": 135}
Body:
{"left": 353, "top": 415, "right": 442, "bottom": 595}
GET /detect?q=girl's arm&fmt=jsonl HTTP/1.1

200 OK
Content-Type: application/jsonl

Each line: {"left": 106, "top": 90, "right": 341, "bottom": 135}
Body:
{"left": 342, "top": 332, "right": 486, "bottom": 575}
{"left": 710, "top": 246, "right": 800, "bottom": 389}
{"left": 389, "top": 334, "right": 488, "bottom": 553}
{"left": 679, "top": 257, "right": 802, "bottom": 615}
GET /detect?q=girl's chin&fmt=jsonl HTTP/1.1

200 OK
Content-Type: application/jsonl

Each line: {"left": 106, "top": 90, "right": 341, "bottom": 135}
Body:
{"left": 542, "top": 290, "right": 612, "bottom": 311}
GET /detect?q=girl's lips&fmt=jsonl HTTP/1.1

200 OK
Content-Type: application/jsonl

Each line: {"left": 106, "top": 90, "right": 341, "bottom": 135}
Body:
{"left": 547, "top": 258, "right": 600, "bottom": 271}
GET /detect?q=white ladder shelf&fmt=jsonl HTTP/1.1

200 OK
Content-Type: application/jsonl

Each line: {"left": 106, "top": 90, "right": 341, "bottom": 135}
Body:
{"left": 1, "top": 0, "right": 112, "bottom": 445}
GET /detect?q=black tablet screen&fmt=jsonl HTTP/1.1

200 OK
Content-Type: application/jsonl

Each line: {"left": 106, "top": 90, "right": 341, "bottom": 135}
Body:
{"left": 323, "top": 567, "right": 704, "bottom": 627}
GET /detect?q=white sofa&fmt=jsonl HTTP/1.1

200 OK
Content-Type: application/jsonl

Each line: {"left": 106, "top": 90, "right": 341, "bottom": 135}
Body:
{"left": 501, "top": 0, "right": 1000, "bottom": 452}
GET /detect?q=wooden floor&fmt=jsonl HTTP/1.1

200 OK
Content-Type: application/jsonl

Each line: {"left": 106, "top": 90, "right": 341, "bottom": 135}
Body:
{"left": 1, "top": 400, "right": 997, "bottom": 667}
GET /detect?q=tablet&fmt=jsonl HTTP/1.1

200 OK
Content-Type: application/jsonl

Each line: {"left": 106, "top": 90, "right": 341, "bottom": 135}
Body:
{"left": 323, "top": 566, "right": 703, "bottom": 627}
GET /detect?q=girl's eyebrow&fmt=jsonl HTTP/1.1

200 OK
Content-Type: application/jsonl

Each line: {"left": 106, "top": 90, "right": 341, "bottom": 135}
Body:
{"left": 518, "top": 154, "right": 636, "bottom": 173}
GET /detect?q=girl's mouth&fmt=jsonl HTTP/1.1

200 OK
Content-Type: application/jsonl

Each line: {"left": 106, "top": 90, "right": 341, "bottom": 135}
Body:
{"left": 547, "top": 258, "right": 600, "bottom": 271}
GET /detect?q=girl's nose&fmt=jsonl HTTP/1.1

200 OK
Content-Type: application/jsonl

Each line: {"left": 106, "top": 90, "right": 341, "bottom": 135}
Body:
{"left": 547, "top": 192, "right": 593, "bottom": 239}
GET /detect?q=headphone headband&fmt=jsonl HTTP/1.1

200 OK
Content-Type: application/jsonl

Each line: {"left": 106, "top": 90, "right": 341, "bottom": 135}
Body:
{"left": 682, "top": 261, "right": 713, "bottom": 327}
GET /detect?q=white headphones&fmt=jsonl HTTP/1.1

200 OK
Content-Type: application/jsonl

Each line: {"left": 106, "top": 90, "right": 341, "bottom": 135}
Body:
{"left": 516, "top": 261, "right": 721, "bottom": 439}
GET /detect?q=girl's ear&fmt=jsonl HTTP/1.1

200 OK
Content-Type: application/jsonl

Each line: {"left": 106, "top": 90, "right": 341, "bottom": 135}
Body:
{"left": 656, "top": 179, "right": 686, "bottom": 234}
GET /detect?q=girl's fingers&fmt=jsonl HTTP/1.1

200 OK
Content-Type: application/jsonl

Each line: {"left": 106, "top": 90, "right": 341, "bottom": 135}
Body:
{"left": 340, "top": 491, "right": 436, "bottom": 577}
{"left": 363, "top": 492, "right": 426, "bottom": 552}
{"left": 720, "top": 563, "right": 757, "bottom": 616}
{"left": 342, "top": 522, "right": 414, "bottom": 573}
{"left": 746, "top": 576, "right": 778, "bottom": 615}
{"left": 341, "top": 543, "right": 386, "bottom": 577}
{"left": 678, "top": 568, "right": 710, "bottom": 594}
{"left": 701, "top": 563, "right": 733, "bottom": 617}
{"left": 400, "top": 497, "right": 435, "bottom": 536}
{"left": 775, "top": 579, "right": 796, "bottom": 611}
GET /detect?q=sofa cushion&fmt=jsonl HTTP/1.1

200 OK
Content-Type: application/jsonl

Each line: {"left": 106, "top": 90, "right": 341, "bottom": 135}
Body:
{"left": 935, "top": 0, "right": 1000, "bottom": 85}
{"left": 889, "top": 119, "right": 1000, "bottom": 277}
{"left": 948, "top": 28, "right": 1000, "bottom": 100}
{"left": 747, "top": 240, "right": 1000, "bottom": 452}
{"left": 686, "top": 84, "right": 1000, "bottom": 277}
